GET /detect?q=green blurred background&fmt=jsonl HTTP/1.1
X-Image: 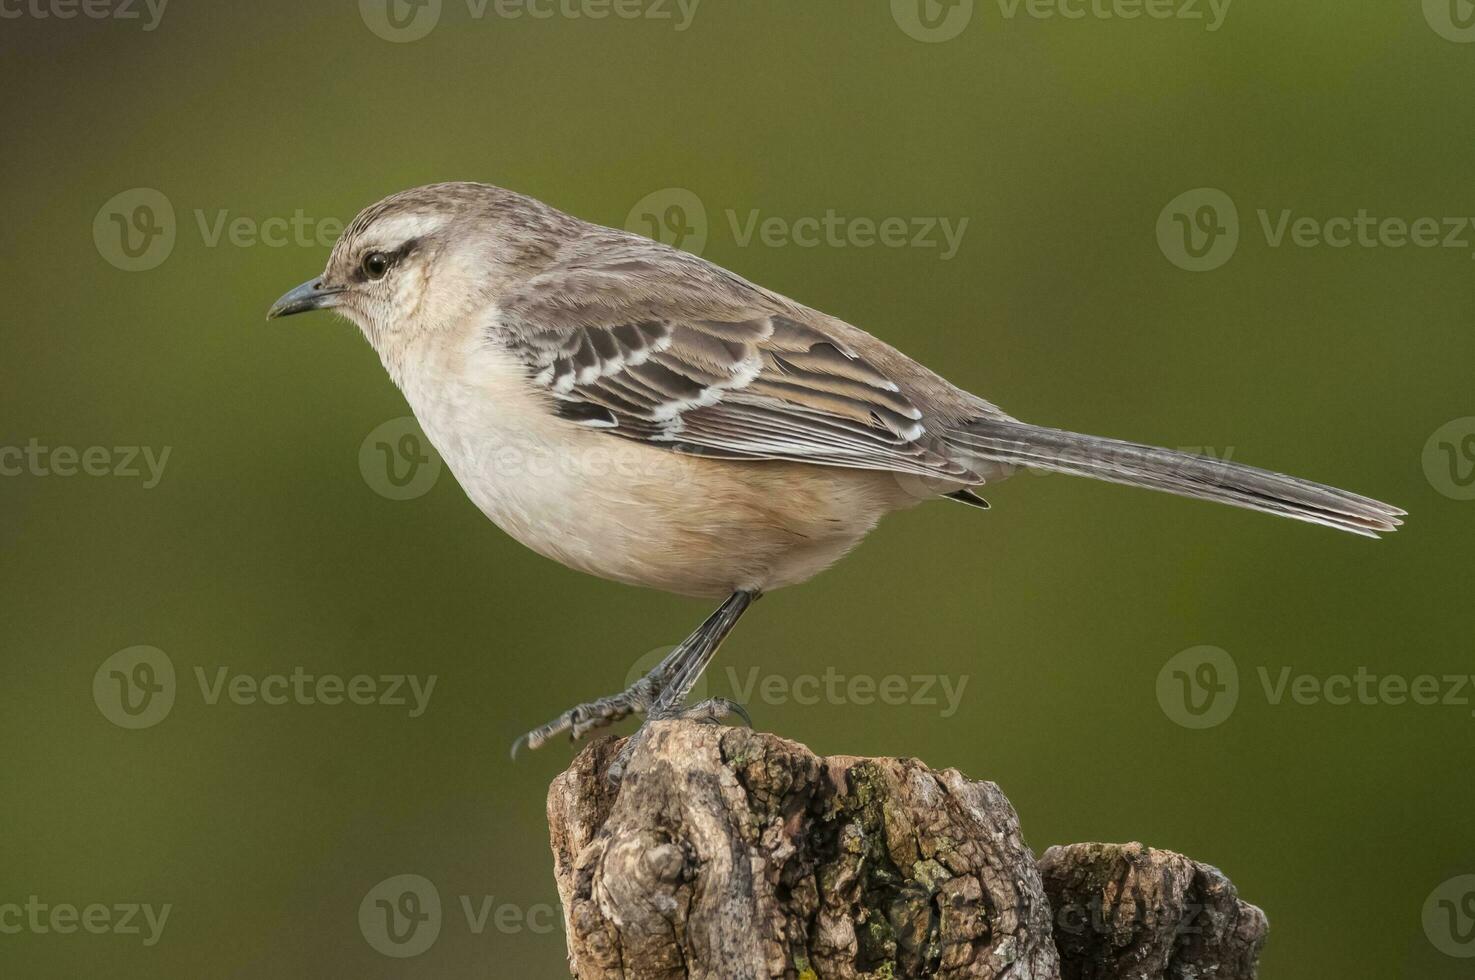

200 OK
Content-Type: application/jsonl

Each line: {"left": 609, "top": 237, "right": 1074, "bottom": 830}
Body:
{"left": 3, "top": 1, "right": 1473, "bottom": 976}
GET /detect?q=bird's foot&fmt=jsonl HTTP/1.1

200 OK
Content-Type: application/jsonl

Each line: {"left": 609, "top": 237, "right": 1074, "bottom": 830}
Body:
{"left": 653, "top": 696, "right": 751, "bottom": 726}
{"left": 509, "top": 675, "right": 662, "bottom": 759}
{"left": 511, "top": 591, "right": 760, "bottom": 772}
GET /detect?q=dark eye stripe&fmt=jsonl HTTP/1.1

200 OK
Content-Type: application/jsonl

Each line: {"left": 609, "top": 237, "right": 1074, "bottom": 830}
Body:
{"left": 357, "top": 238, "right": 421, "bottom": 280}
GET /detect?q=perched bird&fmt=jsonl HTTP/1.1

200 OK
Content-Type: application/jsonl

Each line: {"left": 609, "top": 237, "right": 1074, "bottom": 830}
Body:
{"left": 269, "top": 181, "right": 1403, "bottom": 774}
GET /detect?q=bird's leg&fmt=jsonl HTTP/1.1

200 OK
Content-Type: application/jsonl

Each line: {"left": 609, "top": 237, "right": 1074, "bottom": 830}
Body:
{"left": 606, "top": 590, "right": 758, "bottom": 783}
{"left": 510, "top": 590, "right": 759, "bottom": 761}
{"left": 648, "top": 590, "right": 757, "bottom": 719}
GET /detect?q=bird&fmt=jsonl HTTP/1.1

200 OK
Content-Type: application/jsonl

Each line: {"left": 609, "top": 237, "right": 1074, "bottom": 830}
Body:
{"left": 268, "top": 181, "right": 1404, "bottom": 776}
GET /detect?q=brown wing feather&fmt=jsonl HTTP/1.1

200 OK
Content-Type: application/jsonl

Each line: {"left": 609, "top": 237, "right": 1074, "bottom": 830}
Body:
{"left": 494, "top": 241, "right": 986, "bottom": 481}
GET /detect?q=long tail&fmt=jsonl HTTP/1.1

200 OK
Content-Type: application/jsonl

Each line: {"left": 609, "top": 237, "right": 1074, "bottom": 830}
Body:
{"left": 945, "top": 419, "right": 1405, "bottom": 538}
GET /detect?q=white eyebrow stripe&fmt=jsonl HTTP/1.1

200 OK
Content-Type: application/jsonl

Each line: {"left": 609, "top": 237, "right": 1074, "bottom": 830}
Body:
{"left": 362, "top": 213, "right": 450, "bottom": 248}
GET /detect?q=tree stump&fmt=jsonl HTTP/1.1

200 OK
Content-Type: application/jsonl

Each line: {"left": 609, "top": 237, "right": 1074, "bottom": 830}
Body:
{"left": 546, "top": 721, "right": 1266, "bottom": 980}
{"left": 1038, "top": 843, "right": 1268, "bottom": 980}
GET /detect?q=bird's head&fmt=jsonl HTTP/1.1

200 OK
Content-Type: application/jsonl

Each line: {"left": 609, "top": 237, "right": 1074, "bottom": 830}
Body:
{"left": 267, "top": 182, "right": 575, "bottom": 351}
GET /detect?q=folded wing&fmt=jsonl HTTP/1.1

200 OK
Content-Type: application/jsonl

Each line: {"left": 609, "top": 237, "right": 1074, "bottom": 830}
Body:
{"left": 494, "top": 246, "right": 978, "bottom": 483}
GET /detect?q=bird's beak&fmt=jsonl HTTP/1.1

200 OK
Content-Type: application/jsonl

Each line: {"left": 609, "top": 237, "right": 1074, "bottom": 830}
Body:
{"left": 266, "top": 278, "right": 346, "bottom": 319}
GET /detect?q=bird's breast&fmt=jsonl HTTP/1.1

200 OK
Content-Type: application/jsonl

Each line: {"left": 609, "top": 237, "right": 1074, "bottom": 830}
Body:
{"left": 392, "top": 332, "right": 910, "bottom": 597}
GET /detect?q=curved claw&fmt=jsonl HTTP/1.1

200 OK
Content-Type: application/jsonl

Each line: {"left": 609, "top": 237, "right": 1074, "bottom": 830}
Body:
{"left": 510, "top": 718, "right": 563, "bottom": 760}
{"left": 667, "top": 697, "right": 752, "bottom": 728}
{"left": 724, "top": 698, "right": 753, "bottom": 729}
{"left": 510, "top": 728, "right": 551, "bottom": 760}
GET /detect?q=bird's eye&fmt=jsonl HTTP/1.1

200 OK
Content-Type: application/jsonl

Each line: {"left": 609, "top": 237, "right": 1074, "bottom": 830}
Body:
{"left": 361, "top": 251, "right": 391, "bottom": 280}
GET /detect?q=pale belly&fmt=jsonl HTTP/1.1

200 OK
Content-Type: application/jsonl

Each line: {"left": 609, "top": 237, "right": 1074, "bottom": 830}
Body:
{"left": 395, "top": 339, "right": 917, "bottom": 598}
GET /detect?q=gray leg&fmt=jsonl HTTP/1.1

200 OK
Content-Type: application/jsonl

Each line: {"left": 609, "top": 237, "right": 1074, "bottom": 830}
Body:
{"left": 648, "top": 591, "right": 756, "bottom": 718}
{"left": 511, "top": 590, "right": 759, "bottom": 761}
{"left": 607, "top": 591, "right": 758, "bottom": 782}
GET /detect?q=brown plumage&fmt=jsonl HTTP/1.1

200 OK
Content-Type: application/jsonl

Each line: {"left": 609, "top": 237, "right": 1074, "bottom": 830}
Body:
{"left": 270, "top": 181, "right": 1405, "bottom": 762}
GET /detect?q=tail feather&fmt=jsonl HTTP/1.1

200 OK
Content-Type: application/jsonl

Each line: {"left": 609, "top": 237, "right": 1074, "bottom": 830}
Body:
{"left": 945, "top": 419, "right": 1405, "bottom": 538}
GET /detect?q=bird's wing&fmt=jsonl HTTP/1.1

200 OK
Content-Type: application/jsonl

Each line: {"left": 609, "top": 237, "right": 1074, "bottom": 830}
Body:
{"left": 493, "top": 243, "right": 979, "bottom": 482}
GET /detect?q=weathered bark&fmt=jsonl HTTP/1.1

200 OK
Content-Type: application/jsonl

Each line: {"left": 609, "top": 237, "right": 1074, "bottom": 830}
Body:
{"left": 1038, "top": 842, "right": 1268, "bottom": 980}
{"left": 547, "top": 721, "right": 1266, "bottom": 980}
